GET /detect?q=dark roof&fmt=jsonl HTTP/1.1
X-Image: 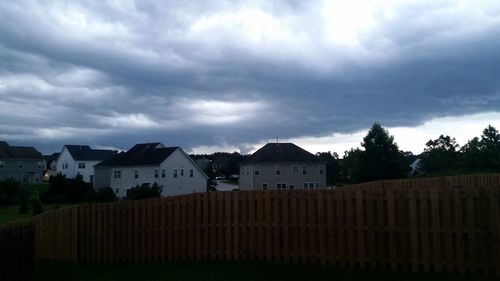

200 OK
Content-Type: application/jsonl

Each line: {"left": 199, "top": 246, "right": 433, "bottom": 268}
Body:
{"left": 244, "top": 143, "right": 322, "bottom": 164}
{"left": 95, "top": 143, "right": 177, "bottom": 167}
{"left": 43, "top": 153, "right": 60, "bottom": 163}
{"left": 0, "top": 141, "right": 43, "bottom": 160}
{"left": 64, "top": 145, "right": 117, "bottom": 161}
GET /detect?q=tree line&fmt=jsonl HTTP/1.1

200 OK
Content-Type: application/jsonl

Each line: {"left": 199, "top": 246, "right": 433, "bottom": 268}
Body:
{"left": 318, "top": 123, "right": 500, "bottom": 186}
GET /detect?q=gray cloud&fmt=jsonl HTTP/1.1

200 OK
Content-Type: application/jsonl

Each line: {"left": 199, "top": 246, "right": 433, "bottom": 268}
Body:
{"left": 1, "top": 0, "right": 500, "bottom": 154}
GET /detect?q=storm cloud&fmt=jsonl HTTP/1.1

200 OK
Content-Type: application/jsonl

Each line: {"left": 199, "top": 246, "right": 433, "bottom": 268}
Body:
{"left": 1, "top": 0, "right": 500, "bottom": 154}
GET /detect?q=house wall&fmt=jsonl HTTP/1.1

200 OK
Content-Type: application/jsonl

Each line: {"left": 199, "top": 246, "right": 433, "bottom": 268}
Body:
{"left": 94, "top": 167, "right": 112, "bottom": 189}
{"left": 56, "top": 148, "right": 76, "bottom": 179}
{"left": 100, "top": 149, "right": 207, "bottom": 198}
{"left": 56, "top": 147, "right": 100, "bottom": 183}
{"left": 239, "top": 162, "right": 326, "bottom": 190}
{"left": 0, "top": 158, "right": 44, "bottom": 184}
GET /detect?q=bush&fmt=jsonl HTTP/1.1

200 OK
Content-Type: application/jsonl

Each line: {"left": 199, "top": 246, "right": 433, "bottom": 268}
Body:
{"left": 0, "top": 179, "right": 21, "bottom": 197}
{"left": 48, "top": 173, "right": 68, "bottom": 194}
{"left": 93, "top": 187, "right": 118, "bottom": 203}
{"left": 18, "top": 195, "right": 29, "bottom": 214}
{"left": 30, "top": 191, "right": 44, "bottom": 216}
{"left": 67, "top": 174, "right": 93, "bottom": 201}
{"left": 126, "top": 183, "right": 161, "bottom": 200}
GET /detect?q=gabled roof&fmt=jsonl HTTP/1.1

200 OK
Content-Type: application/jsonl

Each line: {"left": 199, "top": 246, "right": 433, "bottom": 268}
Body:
{"left": 244, "top": 143, "right": 322, "bottom": 164}
{"left": 0, "top": 141, "right": 43, "bottom": 160}
{"left": 95, "top": 143, "right": 177, "bottom": 167}
{"left": 63, "top": 145, "right": 117, "bottom": 161}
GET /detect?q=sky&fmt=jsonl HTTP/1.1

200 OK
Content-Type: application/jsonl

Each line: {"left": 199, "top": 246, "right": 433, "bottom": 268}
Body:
{"left": 1, "top": 0, "right": 500, "bottom": 156}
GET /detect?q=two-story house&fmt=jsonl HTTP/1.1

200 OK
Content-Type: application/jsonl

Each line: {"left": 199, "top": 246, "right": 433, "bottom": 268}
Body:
{"left": 56, "top": 145, "right": 117, "bottom": 183}
{"left": 94, "top": 143, "right": 208, "bottom": 198}
{"left": 239, "top": 143, "right": 326, "bottom": 190}
{"left": 0, "top": 141, "right": 44, "bottom": 184}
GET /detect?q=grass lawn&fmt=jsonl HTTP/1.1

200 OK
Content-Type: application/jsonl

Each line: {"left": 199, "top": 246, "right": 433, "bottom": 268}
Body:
{"left": 0, "top": 203, "right": 75, "bottom": 225}
{"left": 30, "top": 261, "right": 497, "bottom": 281}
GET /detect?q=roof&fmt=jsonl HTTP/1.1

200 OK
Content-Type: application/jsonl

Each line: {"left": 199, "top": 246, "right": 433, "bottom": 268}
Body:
{"left": 95, "top": 143, "right": 177, "bottom": 167}
{"left": 0, "top": 141, "right": 43, "bottom": 160}
{"left": 64, "top": 145, "right": 117, "bottom": 161}
{"left": 43, "top": 153, "right": 60, "bottom": 163}
{"left": 244, "top": 143, "right": 322, "bottom": 164}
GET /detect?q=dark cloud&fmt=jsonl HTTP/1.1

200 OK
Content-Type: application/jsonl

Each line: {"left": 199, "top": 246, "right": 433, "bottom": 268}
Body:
{"left": 1, "top": 1, "right": 500, "bottom": 154}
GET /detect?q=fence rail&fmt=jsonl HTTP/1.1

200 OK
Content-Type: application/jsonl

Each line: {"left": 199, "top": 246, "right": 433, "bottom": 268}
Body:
{"left": 1, "top": 173, "right": 500, "bottom": 276}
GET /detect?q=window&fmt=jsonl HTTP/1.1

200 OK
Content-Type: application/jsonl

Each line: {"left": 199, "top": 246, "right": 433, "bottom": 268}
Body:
{"left": 315, "top": 182, "right": 320, "bottom": 189}
{"left": 319, "top": 165, "right": 324, "bottom": 175}
{"left": 115, "top": 188, "right": 119, "bottom": 194}
{"left": 18, "top": 161, "right": 23, "bottom": 169}
{"left": 134, "top": 170, "right": 139, "bottom": 179}
{"left": 37, "top": 162, "right": 43, "bottom": 169}
{"left": 181, "top": 169, "right": 184, "bottom": 176}
{"left": 161, "top": 169, "right": 166, "bottom": 178}
{"left": 0, "top": 161, "right": 4, "bottom": 169}
{"left": 302, "top": 165, "right": 307, "bottom": 175}
{"left": 63, "top": 163, "right": 68, "bottom": 170}
{"left": 275, "top": 165, "right": 281, "bottom": 176}
{"left": 304, "top": 182, "right": 315, "bottom": 190}
{"left": 292, "top": 165, "right": 299, "bottom": 173}
{"left": 277, "top": 183, "right": 287, "bottom": 190}
{"left": 78, "top": 163, "right": 85, "bottom": 169}
{"left": 190, "top": 169, "right": 193, "bottom": 177}
{"left": 254, "top": 166, "right": 260, "bottom": 176}
{"left": 155, "top": 169, "right": 159, "bottom": 178}
{"left": 90, "top": 175, "right": 94, "bottom": 183}
{"left": 174, "top": 169, "right": 178, "bottom": 178}
{"left": 113, "top": 170, "right": 121, "bottom": 179}
{"left": 289, "top": 184, "right": 294, "bottom": 190}
{"left": 262, "top": 183, "right": 268, "bottom": 190}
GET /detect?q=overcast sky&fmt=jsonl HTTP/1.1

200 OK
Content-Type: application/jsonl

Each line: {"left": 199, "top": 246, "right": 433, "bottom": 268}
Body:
{"left": 1, "top": 0, "right": 500, "bottom": 155}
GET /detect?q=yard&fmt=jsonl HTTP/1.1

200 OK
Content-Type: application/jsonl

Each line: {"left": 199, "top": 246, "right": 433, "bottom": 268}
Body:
{"left": 30, "top": 261, "right": 497, "bottom": 281}
{"left": 0, "top": 182, "right": 75, "bottom": 225}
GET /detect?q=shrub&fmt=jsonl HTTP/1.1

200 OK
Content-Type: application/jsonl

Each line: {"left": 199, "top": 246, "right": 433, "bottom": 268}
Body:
{"left": 30, "top": 191, "right": 44, "bottom": 216}
{"left": 126, "top": 183, "right": 161, "bottom": 200}
{"left": 48, "top": 173, "right": 68, "bottom": 194}
{"left": 93, "top": 187, "right": 118, "bottom": 203}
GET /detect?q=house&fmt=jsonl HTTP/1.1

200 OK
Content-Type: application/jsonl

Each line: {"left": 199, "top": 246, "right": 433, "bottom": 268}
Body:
{"left": 239, "top": 143, "right": 326, "bottom": 190}
{"left": 42, "top": 152, "right": 59, "bottom": 181}
{"left": 56, "top": 145, "right": 117, "bottom": 183}
{"left": 94, "top": 143, "right": 208, "bottom": 198}
{"left": 0, "top": 141, "right": 44, "bottom": 184}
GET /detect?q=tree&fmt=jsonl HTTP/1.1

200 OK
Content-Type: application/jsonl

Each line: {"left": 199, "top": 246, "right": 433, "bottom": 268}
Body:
{"left": 316, "top": 152, "right": 342, "bottom": 186}
{"left": 92, "top": 187, "right": 118, "bottom": 203}
{"left": 67, "top": 173, "right": 93, "bottom": 201}
{"left": 48, "top": 173, "right": 69, "bottom": 194}
{"left": 347, "top": 123, "right": 410, "bottom": 183}
{"left": 419, "top": 135, "right": 461, "bottom": 175}
{"left": 478, "top": 125, "right": 500, "bottom": 171}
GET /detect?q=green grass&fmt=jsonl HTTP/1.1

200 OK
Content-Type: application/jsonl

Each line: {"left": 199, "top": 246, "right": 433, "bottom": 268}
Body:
{"left": 21, "top": 182, "right": 49, "bottom": 194}
{"left": 0, "top": 203, "right": 75, "bottom": 225}
{"left": 30, "top": 261, "right": 497, "bottom": 281}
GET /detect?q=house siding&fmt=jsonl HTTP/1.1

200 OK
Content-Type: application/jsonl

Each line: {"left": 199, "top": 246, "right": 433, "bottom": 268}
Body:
{"left": 239, "top": 162, "right": 326, "bottom": 190}
{"left": 0, "top": 158, "right": 44, "bottom": 184}
{"left": 95, "top": 148, "right": 207, "bottom": 198}
{"left": 56, "top": 147, "right": 102, "bottom": 183}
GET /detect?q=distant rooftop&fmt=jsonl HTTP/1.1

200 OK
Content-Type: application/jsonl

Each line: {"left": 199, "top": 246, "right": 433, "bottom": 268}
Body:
{"left": 0, "top": 141, "right": 43, "bottom": 160}
{"left": 244, "top": 143, "right": 322, "bottom": 164}
{"left": 64, "top": 145, "right": 117, "bottom": 161}
{"left": 95, "top": 143, "right": 178, "bottom": 167}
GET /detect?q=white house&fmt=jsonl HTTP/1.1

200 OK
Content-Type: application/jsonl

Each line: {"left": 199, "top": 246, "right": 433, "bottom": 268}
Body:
{"left": 56, "top": 145, "right": 117, "bottom": 183}
{"left": 94, "top": 143, "right": 208, "bottom": 198}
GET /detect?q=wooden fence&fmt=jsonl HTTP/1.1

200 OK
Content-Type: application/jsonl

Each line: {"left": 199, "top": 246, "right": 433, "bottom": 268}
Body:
{"left": 1, "top": 173, "right": 500, "bottom": 276}
{"left": 0, "top": 220, "right": 34, "bottom": 281}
